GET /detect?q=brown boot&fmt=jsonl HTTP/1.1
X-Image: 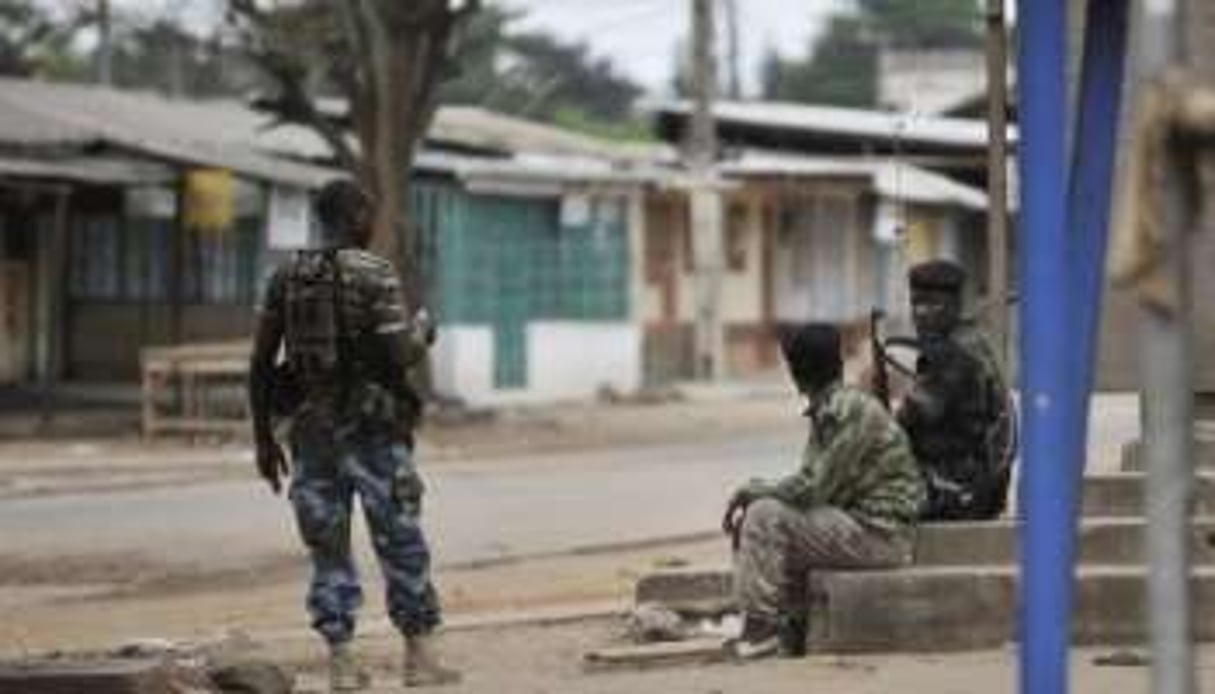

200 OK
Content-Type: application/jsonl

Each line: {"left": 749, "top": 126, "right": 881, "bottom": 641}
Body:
{"left": 403, "top": 633, "right": 462, "bottom": 688}
{"left": 328, "top": 642, "right": 371, "bottom": 692}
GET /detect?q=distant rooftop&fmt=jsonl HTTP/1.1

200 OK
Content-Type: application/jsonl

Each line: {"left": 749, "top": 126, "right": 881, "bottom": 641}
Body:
{"left": 652, "top": 100, "right": 1017, "bottom": 159}
{"left": 719, "top": 150, "right": 990, "bottom": 210}
{"left": 0, "top": 78, "right": 336, "bottom": 187}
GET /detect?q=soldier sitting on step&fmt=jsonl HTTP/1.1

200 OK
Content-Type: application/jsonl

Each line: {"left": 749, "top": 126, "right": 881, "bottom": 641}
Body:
{"left": 722, "top": 323, "right": 926, "bottom": 659}
{"left": 899, "top": 260, "right": 1014, "bottom": 522}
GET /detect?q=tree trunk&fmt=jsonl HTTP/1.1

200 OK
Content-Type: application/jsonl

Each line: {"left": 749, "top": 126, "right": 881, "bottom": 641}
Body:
{"left": 364, "top": 13, "right": 448, "bottom": 310}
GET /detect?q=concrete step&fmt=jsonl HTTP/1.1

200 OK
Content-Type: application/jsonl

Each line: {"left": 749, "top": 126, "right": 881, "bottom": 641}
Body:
{"left": 1120, "top": 431, "right": 1215, "bottom": 471}
{"left": 0, "top": 658, "right": 184, "bottom": 693}
{"left": 804, "top": 565, "right": 1215, "bottom": 653}
{"left": 636, "top": 565, "right": 1215, "bottom": 653}
{"left": 635, "top": 517, "right": 1215, "bottom": 613}
{"left": 914, "top": 517, "right": 1215, "bottom": 566}
{"left": 1080, "top": 472, "right": 1215, "bottom": 516}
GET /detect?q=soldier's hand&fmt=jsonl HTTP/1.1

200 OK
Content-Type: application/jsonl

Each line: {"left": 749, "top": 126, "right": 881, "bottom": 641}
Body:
{"left": 722, "top": 501, "right": 745, "bottom": 539}
{"left": 412, "top": 308, "right": 437, "bottom": 346}
{"left": 256, "top": 439, "right": 290, "bottom": 495}
{"left": 721, "top": 481, "right": 767, "bottom": 537}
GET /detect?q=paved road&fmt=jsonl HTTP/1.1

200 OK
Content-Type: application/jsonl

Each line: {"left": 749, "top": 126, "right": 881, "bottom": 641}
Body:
{"left": 0, "top": 433, "right": 802, "bottom": 571}
{"left": 0, "top": 393, "right": 1142, "bottom": 573}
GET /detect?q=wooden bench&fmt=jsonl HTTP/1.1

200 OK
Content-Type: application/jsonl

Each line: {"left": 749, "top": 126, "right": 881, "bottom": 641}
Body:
{"left": 141, "top": 340, "right": 252, "bottom": 439}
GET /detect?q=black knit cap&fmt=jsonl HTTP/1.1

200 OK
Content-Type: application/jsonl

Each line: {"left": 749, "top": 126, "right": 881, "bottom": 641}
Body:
{"left": 908, "top": 259, "right": 967, "bottom": 294}
{"left": 779, "top": 323, "right": 842, "bottom": 391}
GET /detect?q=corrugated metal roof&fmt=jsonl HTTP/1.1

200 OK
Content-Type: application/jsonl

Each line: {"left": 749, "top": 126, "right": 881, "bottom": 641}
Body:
{"left": 720, "top": 151, "right": 989, "bottom": 210}
{"left": 415, "top": 150, "right": 662, "bottom": 187}
{"left": 0, "top": 156, "right": 174, "bottom": 185}
{"left": 429, "top": 106, "right": 672, "bottom": 163}
{"left": 0, "top": 78, "right": 336, "bottom": 187}
{"left": 278, "top": 99, "right": 675, "bottom": 163}
{"left": 655, "top": 100, "right": 1016, "bottom": 150}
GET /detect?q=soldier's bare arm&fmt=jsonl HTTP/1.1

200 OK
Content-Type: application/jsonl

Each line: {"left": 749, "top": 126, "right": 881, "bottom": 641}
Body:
{"left": 364, "top": 261, "right": 430, "bottom": 439}
{"left": 249, "top": 269, "right": 289, "bottom": 493}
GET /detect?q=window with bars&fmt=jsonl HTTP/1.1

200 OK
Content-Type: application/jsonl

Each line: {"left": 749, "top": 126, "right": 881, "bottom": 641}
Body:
{"left": 71, "top": 215, "right": 262, "bottom": 304}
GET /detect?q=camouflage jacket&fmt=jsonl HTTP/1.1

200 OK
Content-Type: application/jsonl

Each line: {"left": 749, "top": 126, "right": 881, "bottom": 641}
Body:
{"left": 772, "top": 383, "right": 926, "bottom": 535}
{"left": 258, "top": 248, "right": 429, "bottom": 437}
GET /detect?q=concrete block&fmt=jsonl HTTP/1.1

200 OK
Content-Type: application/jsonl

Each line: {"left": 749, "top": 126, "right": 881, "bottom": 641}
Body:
{"left": 0, "top": 659, "right": 188, "bottom": 694}
{"left": 807, "top": 566, "right": 1016, "bottom": 652}
{"left": 806, "top": 566, "right": 1215, "bottom": 653}
{"left": 634, "top": 566, "right": 733, "bottom": 615}
{"left": 1081, "top": 472, "right": 1215, "bottom": 516}
{"left": 914, "top": 517, "right": 1215, "bottom": 566}
{"left": 1121, "top": 435, "right": 1215, "bottom": 471}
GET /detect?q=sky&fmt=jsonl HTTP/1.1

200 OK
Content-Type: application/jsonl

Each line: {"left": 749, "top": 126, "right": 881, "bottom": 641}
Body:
{"left": 494, "top": 0, "right": 850, "bottom": 96}
{"left": 48, "top": 0, "right": 850, "bottom": 97}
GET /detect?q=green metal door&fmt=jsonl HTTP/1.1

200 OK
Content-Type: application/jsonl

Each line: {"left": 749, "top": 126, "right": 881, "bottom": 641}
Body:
{"left": 493, "top": 213, "right": 530, "bottom": 389}
{"left": 481, "top": 196, "right": 559, "bottom": 390}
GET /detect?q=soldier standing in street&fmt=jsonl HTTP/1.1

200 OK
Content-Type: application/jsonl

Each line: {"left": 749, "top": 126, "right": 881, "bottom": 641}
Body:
{"left": 248, "top": 178, "right": 459, "bottom": 690}
{"left": 898, "top": 260, "right": 1013, "bottom": 521}
{"left": 723, "top": 323, "right": 925, "bottom": 659}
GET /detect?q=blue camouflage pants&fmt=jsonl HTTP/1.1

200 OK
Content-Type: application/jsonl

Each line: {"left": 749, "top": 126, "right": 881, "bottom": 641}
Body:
{"left": 289, "top": 432, "right": 441, "bottom": 644}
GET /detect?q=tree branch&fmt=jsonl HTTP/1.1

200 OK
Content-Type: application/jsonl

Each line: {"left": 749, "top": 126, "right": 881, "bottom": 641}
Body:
{"left": 229, "top": 0, "right": 360, "bottom": 174}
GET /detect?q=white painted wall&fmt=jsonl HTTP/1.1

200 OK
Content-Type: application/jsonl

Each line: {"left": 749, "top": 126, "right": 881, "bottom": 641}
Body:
{"left": 432, "top": 322, "right": 642, "bottom": 406}
{"left": 719, "top": 201, "right": 765, "bottom": 323}
{"left": 937, "top": 212, "right": 963, "bottom": 262}
{"left": 643, "top": 281, "right": 668, "bottom": 323}
{"left": 431, "top": 325, "right": 495, "bottom": 406}
{"left": 773, "top": 196, "right": 868, "bottom": 323}
{"left": 527, "top": 322, "right": 642, "bottom": 400}
{"left": 877, "top": 48, "right": 986, "bottom": 114}
{"left": 628, "top": 191, "right": 648, "bottom": 325}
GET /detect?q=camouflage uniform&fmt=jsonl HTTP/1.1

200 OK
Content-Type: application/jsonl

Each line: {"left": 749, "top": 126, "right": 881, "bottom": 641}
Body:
{"left": 258, "top": 248, "right": 439, "bottom": 644}
{"left": 901, "top": 323, "right": 1012, "bottom": 521}
{"left": 735, "top": 384, "right": 925, "bottom": 624}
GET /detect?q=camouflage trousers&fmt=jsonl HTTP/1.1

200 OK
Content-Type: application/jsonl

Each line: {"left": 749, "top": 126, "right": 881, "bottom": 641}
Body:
{"left": 289, "top": 432, "right": 441, "bottom": 644}
{"left": 734, "top": 499, "right": 913, "bottom": 622}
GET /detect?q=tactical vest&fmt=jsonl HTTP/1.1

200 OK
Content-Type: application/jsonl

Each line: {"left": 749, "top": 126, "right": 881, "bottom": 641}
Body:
{"left": 282, "top": 249, "right": 352, "bottom": 388}
{"left": 906, "top": 335, "right": 1013, "bottom": 520}
{"left": 906, "top": 340, "right": 995, "bottom": 476}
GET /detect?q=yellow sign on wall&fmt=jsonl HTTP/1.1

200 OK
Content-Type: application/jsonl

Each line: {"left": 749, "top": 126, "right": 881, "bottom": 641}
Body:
{"left": 903, "top": 215, "right": 938, "bottom": 265}
{"left": 183, "top": 169, "right": 235, "bottom": 233}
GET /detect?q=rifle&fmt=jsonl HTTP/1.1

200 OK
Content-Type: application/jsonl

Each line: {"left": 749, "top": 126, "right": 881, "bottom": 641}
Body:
{"left": 870, "top": 308, "right": 891, "bottom": 410}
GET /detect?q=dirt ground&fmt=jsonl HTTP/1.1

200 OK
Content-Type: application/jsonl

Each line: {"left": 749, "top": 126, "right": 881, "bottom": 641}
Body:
{"left": 0, "top": 390, "right": 1158, "bottom": 693}
{"left": 280, "top": 618, "right": 1215, "bottom": 694}
{"left": 0, "top": 534, "right": 725, "bottom": 657}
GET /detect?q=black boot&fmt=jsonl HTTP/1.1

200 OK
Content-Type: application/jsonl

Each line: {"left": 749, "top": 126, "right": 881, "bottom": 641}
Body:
{"left": 731, "top": 613, "right": 781, "bottom": 660}
{"left": 779, "top": 615, "right": 808, "bottom": 658}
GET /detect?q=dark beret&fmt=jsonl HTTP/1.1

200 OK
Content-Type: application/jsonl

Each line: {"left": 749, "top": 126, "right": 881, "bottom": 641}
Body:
{"left": 909, "top": 260, "right": 967, "bottom": 293}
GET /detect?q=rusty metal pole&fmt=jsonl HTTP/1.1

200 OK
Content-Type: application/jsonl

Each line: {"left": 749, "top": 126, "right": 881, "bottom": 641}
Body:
{"left": 1137, "top": 0, "right": 1197, "bottom": 690}
{"left": 985, "top": 0, "right": 1010, "bottom": 371}
{"left": 689, "top": 0, "right": 725, "bottom": 380}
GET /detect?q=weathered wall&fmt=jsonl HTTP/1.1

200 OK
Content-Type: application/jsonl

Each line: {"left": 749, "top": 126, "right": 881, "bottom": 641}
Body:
{"left": 67, "top": 304, "right": 254, "bottom": 380}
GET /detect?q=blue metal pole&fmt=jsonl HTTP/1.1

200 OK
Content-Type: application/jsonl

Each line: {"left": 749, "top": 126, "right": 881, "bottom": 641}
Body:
{"left": 1065, "top": 0, "right": 1131, "bottom": 483}
{"left": 1016, "top": 1, "right": 1071, "bottom": 693}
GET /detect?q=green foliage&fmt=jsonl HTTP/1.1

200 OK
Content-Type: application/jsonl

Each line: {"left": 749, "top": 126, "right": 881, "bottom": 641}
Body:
{"left": 110, "top": 20, "right": 258, "bottom": 98}
{"left": 763, "top": 16, "right": 877, "bottom": 108}
{"left": 0, "top": 0, "right": 88, "bottom": 78}
{"left": 860, "top": 0, "right": 983, "bottom": 49}
{"left": 551, "top": 107, "right": 654, "bottom": 143}
{"left": 440, "top": 6, "right": 642, "bottom": 123}
{"left": 761, "top": 0, "right": 981, "bottom": 107}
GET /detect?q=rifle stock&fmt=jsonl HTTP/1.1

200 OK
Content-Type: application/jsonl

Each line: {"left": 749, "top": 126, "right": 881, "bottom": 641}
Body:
{"left": 870, "top": 308, "right": 891, "bottom": 410}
